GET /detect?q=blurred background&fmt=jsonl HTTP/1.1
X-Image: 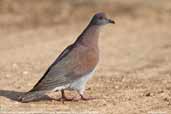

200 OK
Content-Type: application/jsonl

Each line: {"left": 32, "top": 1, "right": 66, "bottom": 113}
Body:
{"left": 0, "top": 0, "right": 170, "bottom": 29}
{"left": 0, "top": 0, "right": 171, "bottom": 114}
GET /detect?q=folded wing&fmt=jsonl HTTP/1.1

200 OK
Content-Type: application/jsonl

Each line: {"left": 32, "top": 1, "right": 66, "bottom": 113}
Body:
{"left": 29, "top": 44, "right": 94, "bottom": 92}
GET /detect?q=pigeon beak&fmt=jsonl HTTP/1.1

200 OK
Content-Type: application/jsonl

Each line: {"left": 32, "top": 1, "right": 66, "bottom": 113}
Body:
{"left": 108, "top": 19, "right": 115, "bottom": 24}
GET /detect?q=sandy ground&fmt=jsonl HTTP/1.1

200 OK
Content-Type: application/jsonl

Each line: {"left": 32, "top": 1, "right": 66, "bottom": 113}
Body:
{"left": 0, "top": 1, "right": 171, "bottom": 114}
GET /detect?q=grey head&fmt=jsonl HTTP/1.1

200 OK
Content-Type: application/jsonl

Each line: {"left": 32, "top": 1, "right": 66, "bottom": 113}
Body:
{"left": 90, "top": 12, "right": 115, "bottom": 26}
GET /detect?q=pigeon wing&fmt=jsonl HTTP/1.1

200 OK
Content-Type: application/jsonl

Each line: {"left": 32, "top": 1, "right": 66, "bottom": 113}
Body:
{"left": 29, "top": 44, "right": 95, "bottom": 92}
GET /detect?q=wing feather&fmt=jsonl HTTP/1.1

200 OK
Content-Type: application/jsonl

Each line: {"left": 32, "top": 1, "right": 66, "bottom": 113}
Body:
{"left": 29, "top": 44, "right": 74, "bottom": 92}
{"left": 29, "top": 44, "right": 96, "bottom": 92}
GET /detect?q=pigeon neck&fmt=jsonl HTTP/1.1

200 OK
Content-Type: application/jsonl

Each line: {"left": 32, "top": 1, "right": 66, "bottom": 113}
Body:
{"left": 75, "top": 24, "right": 100, "bottom": 47}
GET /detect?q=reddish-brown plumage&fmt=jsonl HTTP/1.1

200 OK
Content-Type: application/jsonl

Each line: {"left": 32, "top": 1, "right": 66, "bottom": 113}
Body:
{"left": 20, "top": 12, "right": 114, "bottom": 102}
{"left": 73, "top": 25, "right": 100, "bottom": 76}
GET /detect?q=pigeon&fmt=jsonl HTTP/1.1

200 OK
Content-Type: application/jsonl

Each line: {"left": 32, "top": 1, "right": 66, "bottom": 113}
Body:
{"left": 20, "top": 12, "right": 115, "bottom": 102}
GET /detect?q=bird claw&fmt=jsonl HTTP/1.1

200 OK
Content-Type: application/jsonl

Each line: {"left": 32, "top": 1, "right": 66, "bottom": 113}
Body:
{"left": 80, "top": 95, "right": 96, "bottom": 101}
{"left": 57, "top": 96, "right": 79, "bottom": 103}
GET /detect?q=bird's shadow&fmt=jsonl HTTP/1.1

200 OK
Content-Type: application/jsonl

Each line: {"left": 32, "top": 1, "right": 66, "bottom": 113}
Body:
{"left": 0, "top": 90, "right": 53, "bottom": 102}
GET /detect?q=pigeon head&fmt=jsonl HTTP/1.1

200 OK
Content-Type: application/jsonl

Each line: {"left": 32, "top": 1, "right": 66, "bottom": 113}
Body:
{"left": 90, "top": 12, "right": 115, "bottom": 26}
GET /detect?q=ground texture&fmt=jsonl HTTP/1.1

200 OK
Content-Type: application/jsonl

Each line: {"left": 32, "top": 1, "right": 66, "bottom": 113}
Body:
{"left": 0, "top": 0, "right": 171, "bottom": 114}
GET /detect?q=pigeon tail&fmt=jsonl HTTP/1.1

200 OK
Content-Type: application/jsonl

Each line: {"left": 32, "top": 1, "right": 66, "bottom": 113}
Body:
{"left": 18, "top": 91, "right": 46, "bottom": 103}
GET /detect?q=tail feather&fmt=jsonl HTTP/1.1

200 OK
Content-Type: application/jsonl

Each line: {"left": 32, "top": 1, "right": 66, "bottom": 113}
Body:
{"left": 18, "top": 91, "right": 46, "bottom": 103}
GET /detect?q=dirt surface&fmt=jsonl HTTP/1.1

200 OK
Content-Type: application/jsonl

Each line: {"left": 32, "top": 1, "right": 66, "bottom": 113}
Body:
{"left": 0, "top": 1, "right": 171, "bottom": 114}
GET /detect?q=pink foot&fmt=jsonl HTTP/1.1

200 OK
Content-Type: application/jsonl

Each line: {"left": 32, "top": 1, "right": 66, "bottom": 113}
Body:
{"left": 80, "top": 95, "right": 96, "bottom": 101}
{"left": 57, "top": 96, "right": 79, "bottom": 103}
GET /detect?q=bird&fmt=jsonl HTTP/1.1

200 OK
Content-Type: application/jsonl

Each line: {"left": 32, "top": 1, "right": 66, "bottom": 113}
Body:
{"left": 19, "top": 12, "right": 115, "bottom": 102}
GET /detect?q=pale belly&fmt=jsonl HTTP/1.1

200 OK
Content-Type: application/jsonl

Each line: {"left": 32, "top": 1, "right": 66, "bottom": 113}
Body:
{"left": 52, "top": 69, "right": 96, "bottom": 94}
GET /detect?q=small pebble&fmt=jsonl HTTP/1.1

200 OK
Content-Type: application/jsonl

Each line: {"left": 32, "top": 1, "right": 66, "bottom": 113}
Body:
{"left": 115, "top": 85, "right": 119, "bottom": 89}
{"left": 144, "top": 92, "right": 153, "bottom": 97}
{"left": 23, "top": 71, "right": 29, "bottom": 75}
{"left": 6, "top": 74, "right": 11, "bottom": 78}
{"left": 12, "top": 63, "right": 18, "bottom": 68}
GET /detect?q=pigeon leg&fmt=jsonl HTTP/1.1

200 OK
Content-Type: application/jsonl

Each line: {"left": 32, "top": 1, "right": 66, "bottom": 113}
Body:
{"left": 57, "top": 90, "right": 78, "bottom": 103}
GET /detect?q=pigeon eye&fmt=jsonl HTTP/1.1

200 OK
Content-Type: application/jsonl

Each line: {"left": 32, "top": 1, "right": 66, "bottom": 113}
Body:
{"left": 99, "top": 16, "right": 103, "bottom": 20}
